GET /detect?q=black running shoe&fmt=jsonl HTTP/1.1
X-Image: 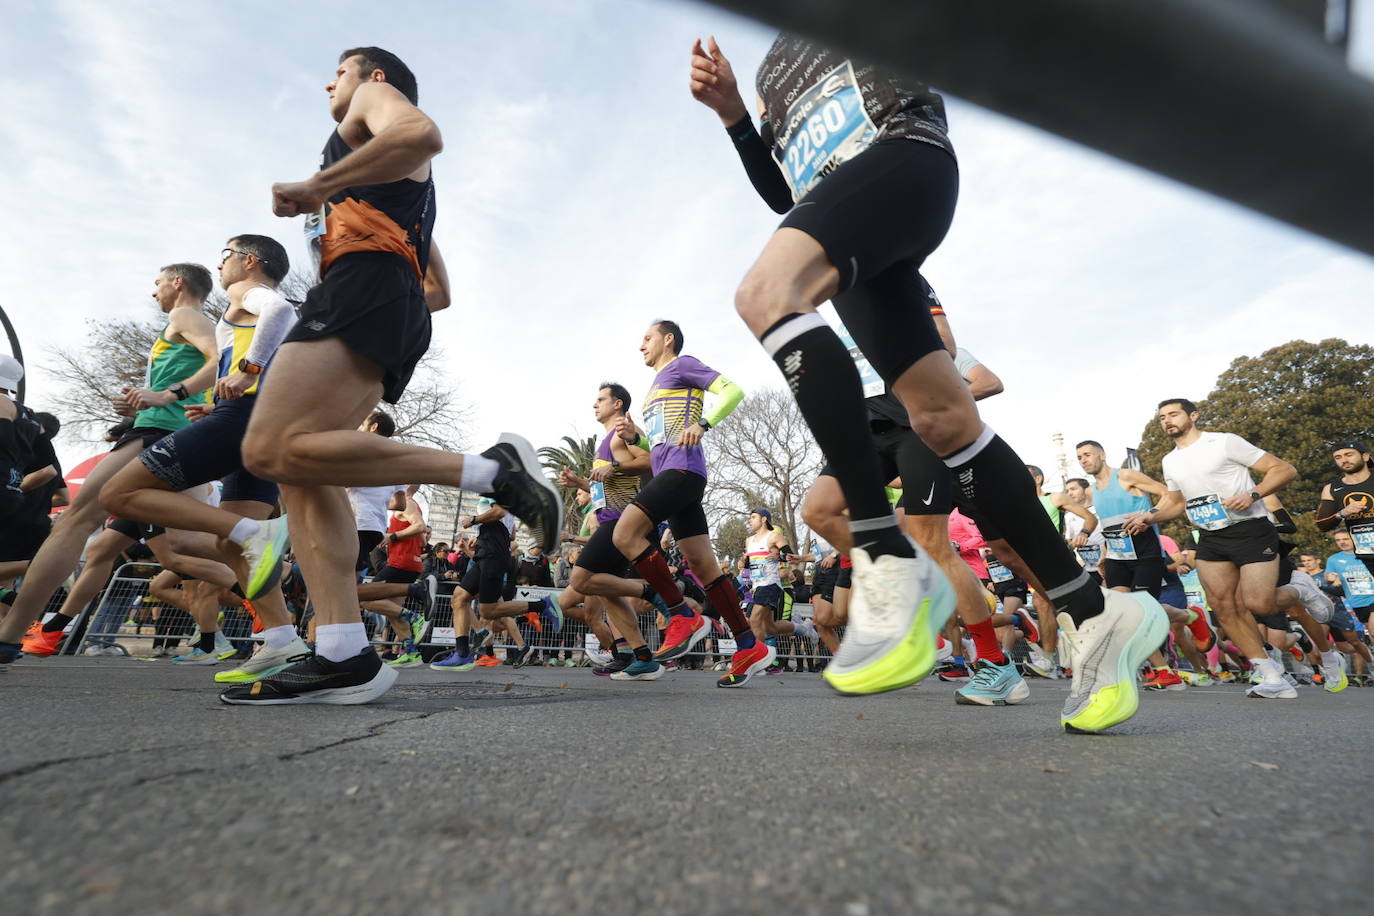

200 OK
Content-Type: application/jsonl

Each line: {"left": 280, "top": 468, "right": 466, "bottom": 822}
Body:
{"left": 593, "top": 653, "right": 633, "bottom": 677}
{"left": 481, "top": 433, "right": 562, "bottom": 553}
{"left": 219, "top": 648, "right": 397, "bottom": 705}
{"left": 510, "top": 645, "right": 534, "bottom": 668}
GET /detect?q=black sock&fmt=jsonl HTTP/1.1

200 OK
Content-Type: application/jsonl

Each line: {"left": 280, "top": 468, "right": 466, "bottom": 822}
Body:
{"left": 229, "top": 583, "right": 245, "bottom": 599}
{"left": 633, "top": 645, "right": 652, "bottom": 662}
{"left": 0, "top": 587, "right": 17, "bottom": 606}
{"left": 455, "top": 635, "right": 470, "bottom": 656}
{"left": 527, "top": 601, "right": 542, "bottom": 613}
{"left": 944, "top": 428, "right": 1103, "bottom": 624}
{"left": 640, "top": 583, "right": 656, "bottom": 603}
{"left": 762, "top": 313, "right": 911, "bottom": 560}
{"left": 42, "top": 613, "right": 73, "bottom": 633}
{"left": 197, "top": 632, "right": 217, "bottom": 653}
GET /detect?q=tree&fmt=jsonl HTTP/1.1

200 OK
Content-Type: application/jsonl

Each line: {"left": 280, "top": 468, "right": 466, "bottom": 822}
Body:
{"left": 1136, "top": 338, "right": 1374, "bottom": 554}
{"left": 712, "top": 515, "right": 750, "bottom": 570}
{"left": 702, "top": 387, "right": 823, "bottom": 553}
{"left": 539, "top": 434, "right": 598, "bottom": 532}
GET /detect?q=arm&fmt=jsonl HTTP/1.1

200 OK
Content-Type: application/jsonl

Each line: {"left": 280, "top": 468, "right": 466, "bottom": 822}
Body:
{"left": 218, "top": 285, "right": 299, "bottom": 400}
{"left": 702, "top": 376, "right": 744, "bottom": 428}
{"left": 50, "top": 487, "right": 70, "bottom": 509}
{"left": 127, "top": 309, "right": 218, "bottom": 408}
{"left": 724, "top": 117, "right": 793, "bottom": 213}
{"left": 1118, "top": 467, "right": 1171, "bottom": 500}
{"left": 387, "top": 499, "right": 426, "bottom": 542}
{"left": 423, "top": 241, "right": 451, "bottom": 313}
{"left": 18, "top": 465, "right": 57, "bottom": 493}
{"left": 963, "top": 364, "right": 1004, "bottom": 401}
{"left": 1221, "top": 452, "right": 1296, "bottom": 512}
{"left": 272, "top": 82, "right": 443, "bottom": 216}
{"left": 1314, "top": 484, "right": 1342, "bottom": 531}
{"left": 609, "top": 433, "right": 651, "bottom": 473}
{"left": 1261, "top": 494, "right": 1297, "bottom": 535}
{"left": 1125, "top": 490, "right": 1186, "bottom": 533}
{"left": 1057, "top": 496, "right": 1097, "bottom": 533}
{"left": 470, "top": 505, "right": 508, "bottom": 525}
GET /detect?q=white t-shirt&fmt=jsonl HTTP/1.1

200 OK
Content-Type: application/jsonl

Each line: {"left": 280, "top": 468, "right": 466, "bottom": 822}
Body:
{"left": 349, "top": 485, "right": 402, "bottom": 534}
{"left": 1162, "top": 432, "right": 1269, "bottom": 531}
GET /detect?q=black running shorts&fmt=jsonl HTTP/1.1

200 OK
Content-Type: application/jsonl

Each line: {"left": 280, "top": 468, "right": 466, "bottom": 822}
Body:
{"left": 1104, "top": 557, "right": 1165, "bottom": 599}
{"left": 372, "top": 565, "right": 419, "bottom": 585}
{"left": 629, "top": 470, "right": 709, "bottom": 540}
{"left": 460, "top": 555, "right": 516, "bottom": 604}
{"left": 575, "top": 518, "right": 638, "bottom": 578}
{"left": 812, "top": 565, "right": 838, "bottom": 603}
{"left": 285, "top": 252, "right": 431, "bottom": 404}
{"left": 138, "top": 397, "right": 278, "bottom": 505}
{"left": 107, "top": 516, "right": 164, "bottom": 542}
{"left": 836, "top": 565, "right": 852, "bottom": 591}
{"left": 819, "top": 419, "right": 951, "bottom": 516}
{"left": 0, "top": 519, "right": 50, "bottom": 562}
{"left": 1194, "top": 519, "right": 1281, "bottom": 567}
{"left": 752, "top": 582, "right": 783, "bottom": 610}
{"left": 356, "top": 530, "right": 384, "bottom": 572}
{"left": 114, "top": 425, "right": 177, "bottom": 454}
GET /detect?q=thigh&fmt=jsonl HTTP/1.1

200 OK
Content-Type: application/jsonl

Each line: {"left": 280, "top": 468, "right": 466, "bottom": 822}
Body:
{"left": 735, "top": 227, "right": 841, "bottom": 336}
{"left": 1236, "top": 559, "right": 1280, "bottom": 609}
{"left": 1197, "top": 560, "right": 1242, "bottom": 608}
{"left": 631, "top": 470, "right": 704, "bottom": 529}
{"left": 247, "top": 337, "right": 384, "bottom": 442}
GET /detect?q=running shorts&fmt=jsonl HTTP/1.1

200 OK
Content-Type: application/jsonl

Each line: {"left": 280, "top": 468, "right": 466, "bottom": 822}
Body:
{"left": 285, "top": 251, "right": 431, "bottom": 404}
{"left": 752, "top": 583, "right": 782, "bottom": 610}
{"left": 812, "top": 565, "right": 838, "bottom": 602}
{"left": 0, "top": 518, "right": 50, "bottom": 562}
{"left": 629, "top": 469, "right": 709, "bottom": 540}
{"left": 1158, "top": 585, "right": 1187, "bottom": 609}
{"left": 107, "top": 516, "right": 165, "bottom": 542}
{"left": 575, "top": 518, "right": 638, "bottom": 578}
{"left": 819, "top": 419, "right": 951, "bottom": 516}
{"left": 372, "top": 565, "right": 419, "bottom": 585}
{"left": 460, "top": 555, "right": 516, "bottom": 604}
{"left": 113, "top": 425, "right": 178, "bottom": 454}
{"left": 836, "top": 564, "right": 852, "bottom": 591}
{"left": 138, "top": 397, "right": 278, "bottom": 505}
{"left": 1104, "top": 557, "right": 1166, "bottom": 599}
{"left": 356, "top": 530, "right": 384, "bottom": 572}
{"left": 1193, "top": 519, "right": 1281, "bottom": 567}
{"left": 1329, "top": 603, "right": 1359, "bottom": 639}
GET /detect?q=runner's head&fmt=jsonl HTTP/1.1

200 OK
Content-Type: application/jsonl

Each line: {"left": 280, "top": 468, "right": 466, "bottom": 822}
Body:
{"left": 1075, "top": 440, "right": 1106, "bottom": 475}
{"left": 360, "top": 409, "right": 395, "bottom": 437}
{"left": 219, "top": 235, "right": 289, "bottom": 287}
{"left": 1064, "top": 477, "right": 1090, "bottom": 505}
{"left": 387, "top": 489, "right": 407, "bottom": 511}
{"left": 1157, "top": 398, "right": 1198, "bottom": 438}
{"left": 0, "top": 354, "right": 22, "bottom": 398}
{"left": 1297, "top": 553, "right": 1323, "bottom": 575}
{"left": 1025, "top": 465, "right": 1044, "bottom": 490}
{"left": 152, "top": 263, "right": 212, "bottom": 312}
{"left": 594, "top": 381, "right": 631, "bottom": 422}
{"left": 1333, "top": 530, "right": 1354, "bottom": 552}
{"left": 1330, "top": 440, "right": 1371, "bottom": 474}
{"left": 331, "top": 47, "right": 418, "bottom": 121}
{"left": 749, "top": 507, "right": 772, "bottom": 533}
{"left": 641, "top": 319, "right": 683, "bottom": 368}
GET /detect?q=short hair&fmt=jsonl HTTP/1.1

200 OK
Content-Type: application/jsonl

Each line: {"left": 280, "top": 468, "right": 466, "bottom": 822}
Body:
{"left": 340, "top": 47, "right": 418, "bottom": 105}
{"left": 1075, "top": 440, "right": 1103, "bottom": 452}
{"left": 368, "top": 409, "right": 396, "bottom": 438}
{"left": 1065, "top": 477, "right": 1089, "bottom": 490}
{"left": 228, "top": 234, "right": 289, "bottom": 283}
{"left": 160, "top": 263, "right": 213, "bottom": 301}
{"left": 1026, "top": 464, "right": 1044, "bottom": 480}
{"left": 33, "top": 411, "right": 60, "bottom": 439}
{"left": 599, "top": 381, "right": 631, "bottom": 415}
{"left": 652, "top": 319, "right": 684, "bottom": 354}
{"left": 1158, "top": 398, "right": 1198, "bottom": 414}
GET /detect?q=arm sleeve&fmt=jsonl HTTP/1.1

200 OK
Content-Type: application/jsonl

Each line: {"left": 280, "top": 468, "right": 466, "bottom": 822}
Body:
{"left": 1270, "top": 506, "right": 1297, "bottom": 534}
{"left": 703, "top": 376, "right": 745, "bottom": 428}
{"left": 241, "top": 288, "right": 299, "bottom": 366}
{"left": 1314, "top": 498, "right": 1342, "bottom": 531}
{"left": 953, "top": 347, "right": 982, "bottom": 379}
{"left": 725, "top": 117, "right": 794, "bottom": 214}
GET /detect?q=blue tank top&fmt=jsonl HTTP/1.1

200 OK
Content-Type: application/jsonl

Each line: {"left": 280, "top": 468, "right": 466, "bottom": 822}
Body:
{"left": 1093, "top": 468, "right": 1153, "bottom": 522}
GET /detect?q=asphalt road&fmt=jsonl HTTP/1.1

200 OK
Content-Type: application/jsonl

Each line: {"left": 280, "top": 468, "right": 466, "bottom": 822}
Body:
{"left": 2, "top": 657, "right": 1371, "bottom": 915}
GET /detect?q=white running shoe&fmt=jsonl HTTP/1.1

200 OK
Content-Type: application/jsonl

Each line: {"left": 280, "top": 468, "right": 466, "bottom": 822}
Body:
{"left": 1287, "top": 570, "right": 1333, "bottom": 624}
{"left": 1319, "top": 650, "right": 1349, "bottom": 693}
{"left": 793, "top": 617, "right": 817, "bottom": 640}
{"left": 214, "top": 637, "right": 312, "bottom": 684}
{"left": 1247, "top": 660, "right": 1298, "bottom": 699}
{"left": 584, "top": 644, "right": 613, "bottom": 666}
{"left": 1058, "top": 589, "right": 1169, "bottom": 733}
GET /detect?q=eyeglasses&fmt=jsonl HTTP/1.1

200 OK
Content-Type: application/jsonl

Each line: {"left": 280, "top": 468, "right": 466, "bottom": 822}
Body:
{"left": 220, "top": 248, "right": 270, "bottom": 264}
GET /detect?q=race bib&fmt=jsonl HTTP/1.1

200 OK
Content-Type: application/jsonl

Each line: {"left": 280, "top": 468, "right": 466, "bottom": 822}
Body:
{"left": 1102, "top": 524, "right": 1137, "bottom": 561}
{"left": 1346, "top": 569, "right": 1374, "bottom": 597}
{"left": 303, "top": 207, "right": 326, "bottom": 279}
{"left": 776, "top": 61, "right": 878, "bottom": 201}
{"left": 644, "top": 406, "right": 666, "bottom": 447}
{"left": 1348, "top": 522, "right": 1374, "bottom": 557}
{"left": 1185, "top": 494, "right": 1233, "bottom": 531}
{"left": 835, "top": 323, "right": 884, "bottom": 397}
{"left": 588, "top": 479, "right": 607, "bottom": 512}
{"left": 1076, "top": 544, "right": 1102, "bottom": 566}
{"left": 987, "top": 559, "right": 1013, "bottom": 583}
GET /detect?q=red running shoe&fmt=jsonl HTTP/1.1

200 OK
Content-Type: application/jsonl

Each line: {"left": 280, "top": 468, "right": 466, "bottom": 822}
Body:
{"left": 653, "top": 611, "right": 710, "bottom": 662}
{"left": 21, "top": 625, "right": 63, "bottom": 657}
{"left": 716, "top": 642, "right": 776, "bottom": 688}
{"left": 1185, "top": 606, "right": 1214, "bottom": 652}
{"left": 1012, "top": 610, "right": 1039, "bottom": 645}
{"left": 1145, "top": 667, "right": 1186, "bottom": 690}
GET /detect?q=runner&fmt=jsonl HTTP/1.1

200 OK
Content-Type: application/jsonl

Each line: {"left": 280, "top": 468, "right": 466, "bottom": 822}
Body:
{"left": 742, "top": 508, "right": 818, "bottom": 647}
{"left": 0, "top": 263, "right": 218, "bottom": 663}
{"left": 1315, "top": 440, "right": 1374, "bottom": 573}
{"left": 690, "top": 36, "right": 1163, "bottom": 730}
{"left": 357, "top": 489, "right": 435, "bottom": 668}
{"left": 0, "top": 410, "right": 64, "bottom": 587}
{"left": 225, "top": 47, "right": 559, "bottom": 705}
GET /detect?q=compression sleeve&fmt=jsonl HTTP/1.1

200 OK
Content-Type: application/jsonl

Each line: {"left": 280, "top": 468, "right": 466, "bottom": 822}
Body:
{"left": 703, "top": 376, "right": 745, "bottom": 428}
{"left": 1271, "top": 507, "right": 1297, "bottom": 535}
{"left": 725, "top": 117, "right": 794, "bottom": 214}
{"left": 1314, "top": 499, "right": 1341, "bottom": 532}
{"left": 241, "top": 288, "right": 299, "bottom": 367}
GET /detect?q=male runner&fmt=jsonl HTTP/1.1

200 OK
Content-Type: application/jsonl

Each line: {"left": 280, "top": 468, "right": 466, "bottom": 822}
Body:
{"left": 360, "top": 489, "right": 433, "bottom": 667}
{"left": 742, "top": 508, "right": 817, "bottom": 646}
{"left": 0, "top": 263, "right": 217, "bottom": 663}
{"left": 102, "top": 236, "right": 308, "bottom": 681}
{"left": 226, "top": 48, "right": 559, "bottom": 704}
{"left": 690, "top": 36, "right": 1163, "bottom": 731}
{"left": 1315, "top": 440, "right": 1374, "bottom": 572}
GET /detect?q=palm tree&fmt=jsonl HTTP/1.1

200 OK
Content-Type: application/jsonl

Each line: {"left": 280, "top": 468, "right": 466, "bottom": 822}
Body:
{"left": 539, "top": 435, "right": 599, "bottom": 534}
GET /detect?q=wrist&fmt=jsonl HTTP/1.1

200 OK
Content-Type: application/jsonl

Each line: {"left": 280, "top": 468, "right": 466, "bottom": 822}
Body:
{"left": 718, "top": 101, "right": 750, "bottom": 128}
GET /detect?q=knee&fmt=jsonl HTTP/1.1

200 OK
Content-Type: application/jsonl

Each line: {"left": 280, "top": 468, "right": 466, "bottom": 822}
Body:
{"left": 243, "top": 431, "right": 297, "bottom": 483}
{"left": 734, "top": 271, "right": 795, "bottom": 335}
{"left": 570, "top": 568, "right": 590, "bottom": 592}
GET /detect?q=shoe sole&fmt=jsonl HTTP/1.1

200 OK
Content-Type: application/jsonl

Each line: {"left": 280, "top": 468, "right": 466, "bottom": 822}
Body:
{"left": 610, "top": 668, "right": 664, "bottom": 681}
{"left": 823, "top": 572, "right": 955, "bottom": 696}
{"left": 653, "top": 616, "right": 711, "bottom": 662}
{"left": 1323, "top": 672, "right": 1349, "bottom": 693}
{"left": 955, "top": 677, "right": 1031, "bottom": 706}
{"left": 716, "top": 645, "right": 777, "bottom": 688}
{"left": 429, "top": 663, "right": 476, "bottom": 672}
{"left": 215, "top": 662, "right": 293, "bottom": 684}
{"left": 219, "top": 664, "right": 398, "bottom": 705}
{"left": 1246, "top": 686, "right": 1299, "bottom": 699}
{"left": 1062, "top": 593, "right": 1169, "bottom": 733}
{"left": 542, "top": 600, "right": 564, "bottom": 635}
{"left": 496, "top": 432, "right": 563, "bottom": 554}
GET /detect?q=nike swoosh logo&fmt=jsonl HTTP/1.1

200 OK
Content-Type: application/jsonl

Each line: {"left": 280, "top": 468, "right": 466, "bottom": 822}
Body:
{"left": 920, "top": 482, "right": 936, "bottom": 506}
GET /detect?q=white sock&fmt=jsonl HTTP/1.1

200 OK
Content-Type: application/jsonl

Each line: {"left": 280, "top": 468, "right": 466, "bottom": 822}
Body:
{"left": 228, "top": 517, "right": 261, "bottom": 546}
{"left": 262, "top": 625, "right": 296, "bottom": 650}
{"left": 316, "top": 623, "right": 369, "bottom": 662}
{"left": 1321, "top": 650, "right": 1341, "bottom": 668}
{"left": 459, "top": 454, "right": 500, "bottom": 493}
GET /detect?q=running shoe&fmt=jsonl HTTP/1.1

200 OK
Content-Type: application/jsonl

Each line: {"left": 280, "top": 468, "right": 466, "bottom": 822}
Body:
{"left": 509, "top": 645, "right": 534, "bottom": 668}
{"left": 408, "top": 575, "right": 437, "bottom": 616}
{"left": 1177, "top": 669, "right": 1213, "bottom": 687}
{"left": 430, "top": 651, "right": 477, "bottom": 671}
{"left": 716, "top": 642, "right": 776, "bottom": 688}
{"left": 475, "top": 654, "right": 503, "bottom": 668}
{"left": 538, "top": 596, "right": 563, "bottom": 634}
{"left": 1318, "top": 651, "right": 1349, "bottom": 693}
{"left": 1245, "top": 659, "right": 1297, "bottom": 699}
{"left": 220, "top": 648, "right": 397, "bottom": 705}
{"left": 1011, "top": 610, "right": 1040, "bottom": 645}
{"left": 593, "top": 654, "right": 633, "bottom": 677}
{"left": 240, "top": 516, "right": 291, "bottom": 600}
{"left": 610, "top": 658, "right": 663, "bottom": 681}
{"left": 1022, "top": 645, "right": 1056, "bottom": 679}
{"left": 823, "top": 546, "right": 954, "bottom": 696}
{"left": 215, "top": 637, "right": 313, "bottom": 683}
{"left": 653, "top": 610, "right": 710, "bottom": 662}
{"left": 213, "top": 632, "right": 236, "bottom": 660}
{"left": 764, "top": 662, "right": 784, "bottom": 675}
{"left": 936, "top": 636, "right": 953, "bottom": 663}
{"left": 1184, "top": 606, "right": 1214, "bottom": 652}
{"left": 1058, "top": 589, "right": 1169, "bottom": 734}
{"left": 955, "top": 658, "right": 1030, "bottom": 706}
{"left": 173, "top": 647, "right": 224, "bottom": 666}
{"left": 524, "top": 611, "right": 543, "bottom": 633}
{"left": 0, "top": 642, "right": 22, "bottom": 665}
{"left": 403, "top": 610, "right": 429, "bottom": 646}
{"left": 1146, "top": 668, "right": 1186, "bottom": 691}
{"left": 1214, "top": 669, "right": 1237, "bottom": 684}
{"left": 585, "top": 644, "right": 614, "bottom": 666}
{"left": 937, "top": 662, "right": 970, "bottom": 681}
{"left": 386, "top": 651, "right": 425, "bottom": 668}
{"left": 21, "top": 626, "right": 63, "bottom": 657}
{"left": 469, "top": 627, "right": 491, "bottom": 652}
{"left": 793, "top": 617, "right": 818, "bottom": 641}
{"left": 483, "top": 433, "right": 563, "bottom": 554}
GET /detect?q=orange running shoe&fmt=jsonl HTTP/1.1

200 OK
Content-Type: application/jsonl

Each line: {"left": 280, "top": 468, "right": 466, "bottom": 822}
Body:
{"left": 1012, "top": 610, "right": 1040, "bottom": 645}
{"left": 653, "top": 610, "right": 709, "bottom": 662}
{"left": 1146, "top": 667, "right": 1186, "bottom": 690}
{"left": 1185, "top": 606, "right": 1214, "bottom": 652}
{"left": 245, "top": 599, "right": 263, "bottom": 634}
{"left": 21, "top": 626, "right": 64, "bottom": 656}
{"left": 716, "top": 641, "right": 776, "bottom": 688}
{"left": 476, "top": 654, "right": 503, "bottom": 668}
{"left": 524, "top": 611, "right": 543, "bottom": 633}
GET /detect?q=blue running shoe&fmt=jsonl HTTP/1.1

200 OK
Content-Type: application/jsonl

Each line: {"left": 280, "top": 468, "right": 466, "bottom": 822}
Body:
{"left": 955, "top": 658, "right": 1030, "bottom": 706}
{"left": 430, "top": 652, "right": 476, "bottom": 671}
{"left": 539, "top": 596, "right": 563, "bottom": 634}
{"left": 610, "top": 658, "right": 663, "bottom": 681}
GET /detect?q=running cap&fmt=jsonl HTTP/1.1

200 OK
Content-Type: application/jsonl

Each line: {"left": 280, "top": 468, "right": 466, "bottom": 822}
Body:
{"left": 1331, "top": 440, "right": 1370, "bottom": 455}
{"left": 750, "top": 507, "right": 772, "bottom": 527}
{"left": 0, "top": 355, "right": 21, "bottom": 393}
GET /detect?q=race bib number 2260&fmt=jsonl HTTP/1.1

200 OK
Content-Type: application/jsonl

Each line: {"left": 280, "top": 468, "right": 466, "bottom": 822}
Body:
{"left": 776, "top": 62, "right": 877, "bottom": 201}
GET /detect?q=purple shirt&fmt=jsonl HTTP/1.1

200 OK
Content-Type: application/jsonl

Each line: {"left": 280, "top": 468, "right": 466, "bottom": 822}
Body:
{"left": 642, "top": 355, "right": 719, "bottom": 478}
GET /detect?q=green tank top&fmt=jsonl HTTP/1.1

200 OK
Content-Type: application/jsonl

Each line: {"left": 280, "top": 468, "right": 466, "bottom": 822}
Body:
{"left": 1039, "top": 493, "right": 1062, "bottom": 532}
{"left": 137, "top": 334, "right": 208, "bottom": 432}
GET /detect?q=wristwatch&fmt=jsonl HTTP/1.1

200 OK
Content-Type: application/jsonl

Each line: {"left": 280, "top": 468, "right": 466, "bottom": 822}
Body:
{"left": 169, "top": 383, "right": 189, "bottom": 400}
{"left": 238, "top": 358, "right": 264, "bottom": 375}
{"left": 1249, "top": 490, "right": 1262, "bottom": 503}
{"left": 610, "top": 460, "right": 620, "bottom": 469}
{"left": 698, "top": 418, "right": 712, "bottom": 432}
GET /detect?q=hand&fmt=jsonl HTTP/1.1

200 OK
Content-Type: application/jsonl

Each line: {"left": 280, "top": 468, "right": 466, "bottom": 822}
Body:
{"left": 1121, "top": 512, "right": 1154, "bottom": 536}
{"left": 1221, "top": 493, "right": 1255, "bottom": 512}
{"left": 459, "top": 516, "right": 472, "bottom": 529}
{"left": 589, "top": 464, "right": 614, "bottom": 483}
{"left": 820, "top": 555, "right": 836, "bottom": 569}
{"left": 214, "top": 372, "right": 255, "bottom": 401}
{"left": 785, "top": 553, "right": 801, "bottom": 563}
{"left": 272, "top": 178, "right": 328, "bottom": 217}
{"left": 1069, "top": 532, "right": 1088, "bottom": 549}
{"left": 614, "top": 416, "right": 637, "bottom": 443}
{"left": 125, "top": 387, "right": 173, "bottom": 409}
{"left": 676, "top": 422, "right": 704, "bottom": 448}
{"left": 689, "top": 36, "right": 748, "bottom": 124}
{"left": 183, "top": 403, "right": 213, "bottom": 422}
{"left": 558, "top": 468, "right": 580, "bottom": 488}
{"left": 1344, "top": 495, "right": 1371, "bottom": 518}
{"left": 111, "top": 395, "right": 135, "bottom": 417}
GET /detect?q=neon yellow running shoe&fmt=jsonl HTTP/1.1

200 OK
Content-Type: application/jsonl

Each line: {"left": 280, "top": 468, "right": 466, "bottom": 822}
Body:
{"left": 1059, "top": 589, "right": 1169, "bottom": 733}
{"left": 240, "top": 516, "right": 290, "bottom": 600}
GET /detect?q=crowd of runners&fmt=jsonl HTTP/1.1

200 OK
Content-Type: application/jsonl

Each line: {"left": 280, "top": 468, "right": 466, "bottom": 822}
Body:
{"left": 1, "top": 38, "right": 1369, "bottom": 733}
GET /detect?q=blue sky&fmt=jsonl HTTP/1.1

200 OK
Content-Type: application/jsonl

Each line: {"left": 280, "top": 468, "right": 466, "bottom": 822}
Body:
{"left": 4, "top": 0, "right": 1374, "bottom": 487}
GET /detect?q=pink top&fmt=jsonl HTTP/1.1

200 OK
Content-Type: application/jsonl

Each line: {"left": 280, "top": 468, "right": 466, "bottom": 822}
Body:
{"left": 948, "top": 509, "right": 988, "bottom": 580}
